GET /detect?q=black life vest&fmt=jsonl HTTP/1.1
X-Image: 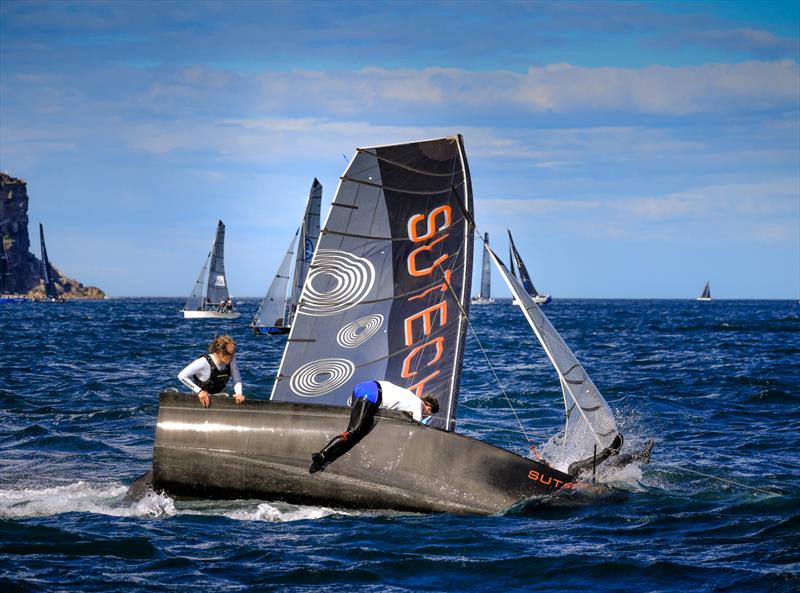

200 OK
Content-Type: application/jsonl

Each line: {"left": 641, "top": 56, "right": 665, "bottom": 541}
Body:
{"left": 194, "top": 354, "right": 231, "bottom": 394}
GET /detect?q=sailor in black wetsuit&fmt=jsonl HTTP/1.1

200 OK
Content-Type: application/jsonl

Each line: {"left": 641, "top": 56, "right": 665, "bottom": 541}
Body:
{"left": 309, "top": 380, "right": 439, "bottom": 474}
{"left": 177, "top": 334, "right": 246, "bottom": 407}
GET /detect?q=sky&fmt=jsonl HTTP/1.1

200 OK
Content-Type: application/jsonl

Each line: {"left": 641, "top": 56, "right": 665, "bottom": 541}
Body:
{"left": 0, "top": 0, "right": 798, "bottom": 299}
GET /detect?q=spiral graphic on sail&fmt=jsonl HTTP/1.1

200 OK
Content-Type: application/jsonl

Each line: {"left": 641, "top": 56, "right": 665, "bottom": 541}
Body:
{"left": 289, "top": 358, "right": 355, "bottom": 397}
{"left": 300, "top": 250, "right": 375, "bottom": 316}
{"left": 336, "top": 314, "right": 384, "bottom": 348}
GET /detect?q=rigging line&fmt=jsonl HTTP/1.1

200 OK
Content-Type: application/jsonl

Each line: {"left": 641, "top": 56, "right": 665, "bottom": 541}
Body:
{"left": 436, "top": 262, "right": 534, "bottom": 446}
{"left": 657, "top": 461, "right": 785, "bottom": 497}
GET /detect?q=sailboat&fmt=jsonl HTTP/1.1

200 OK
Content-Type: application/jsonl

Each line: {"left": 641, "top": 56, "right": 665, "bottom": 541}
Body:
{"left": 181, "top": 220, "right": 240, "bottom": 319}
{"left": 471, "top": 232, "right": 495, "bottom": 305}
{"left": 38, "top": 224, "right": 62, "bottom": 302}
{"left": 251, "top": 179, "right": 322, "bottom": 335}
{"left": 697, "top": 282, "right": 711, "bottom": 301}
{"left": 508, "top": 229, "right": 551, "bottom": 305}
{"left": 0, "top": 238, "right": 26, "bottom": 303}
{"left": 147, "top": 136, "right": 631, "bottom": 515}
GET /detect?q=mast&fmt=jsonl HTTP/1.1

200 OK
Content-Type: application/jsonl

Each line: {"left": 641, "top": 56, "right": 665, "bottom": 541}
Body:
{"left": 270, "top": 136, "right": 474, "bottom": 431}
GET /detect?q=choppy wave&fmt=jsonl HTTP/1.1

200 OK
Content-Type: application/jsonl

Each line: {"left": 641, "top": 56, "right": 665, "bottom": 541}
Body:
{"left": 0, "top": 298, "right": 798, "bottom": 592}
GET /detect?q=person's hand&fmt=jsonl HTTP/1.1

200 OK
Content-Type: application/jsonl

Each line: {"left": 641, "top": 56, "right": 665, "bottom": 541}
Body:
{"left": 198, "top": 390, "right": 210, "bottom": 408}
{"left": 233, "top": 393, "right": 245, "bottom": 404}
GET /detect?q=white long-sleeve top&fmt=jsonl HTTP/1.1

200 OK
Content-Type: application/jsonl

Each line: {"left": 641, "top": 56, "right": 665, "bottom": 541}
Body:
{"left": 178, "top": 355, "right": 243, "bottom": 395}
{"left": 376, "top": 380, "right": 424, "bottom": 421}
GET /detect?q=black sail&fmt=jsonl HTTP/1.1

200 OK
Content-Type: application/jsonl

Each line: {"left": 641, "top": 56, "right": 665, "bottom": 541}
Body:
{"left": 39, "top": 224, "right": 58, "bottom": 299}
{"left": 271, "top": 136, "right": 474, "bottom": 430}
{"left": 0, "top": 238, "right": 8, "bottom": 293}
{"left": 507, "top": 229, "right": 540, "bottom": 296}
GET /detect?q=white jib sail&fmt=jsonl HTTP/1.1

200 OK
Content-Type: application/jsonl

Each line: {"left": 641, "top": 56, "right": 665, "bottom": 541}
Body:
{"left": 486, "top": 245, "right": 620, "bottom": 474}
{"left": 252, "top": 229, "right": 299, "bottom": 328}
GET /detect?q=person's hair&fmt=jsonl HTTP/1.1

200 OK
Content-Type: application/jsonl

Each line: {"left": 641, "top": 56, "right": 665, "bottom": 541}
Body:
{"left": 208, "top": 334, "right": 235, "bottom": 355}
{"left": 422, "top": 395, "right": 439, "bottom": 414}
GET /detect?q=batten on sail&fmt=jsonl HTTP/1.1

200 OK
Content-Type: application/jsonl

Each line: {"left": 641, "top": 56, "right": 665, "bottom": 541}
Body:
{"left": 486, "top": 245, "right": 621, "bottom": 474}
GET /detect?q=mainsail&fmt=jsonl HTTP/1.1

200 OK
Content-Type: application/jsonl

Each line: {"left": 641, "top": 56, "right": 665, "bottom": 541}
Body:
{"left": 507, "top": 229, "right": 540, "bottom": 297}
{"left": 252, "top": 229, "right": 299, "bottom": 329}
{"left": 288, "top": 179, "right": 322, "bottom": 322}
{"left": 486, "top": 245, "right": 621, "bottom": 474}
{"left": 205, "top": 221, "right": 230, "bottom": 306}
{"left": 478, "top": 232, "right": 491, "bottom": 299}
{"left": 699, "top": 282, "right": 711, "bottom": 300}
{"left": 270, "top": 136, "right": 474, "bottom": 431}
{"left": 39, "top": 224, "right": 58, "bottom": 299}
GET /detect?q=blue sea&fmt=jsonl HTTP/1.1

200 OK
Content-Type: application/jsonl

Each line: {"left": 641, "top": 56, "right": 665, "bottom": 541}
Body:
{"left": 1, "top": 299, "right": 798, "bottom": 592}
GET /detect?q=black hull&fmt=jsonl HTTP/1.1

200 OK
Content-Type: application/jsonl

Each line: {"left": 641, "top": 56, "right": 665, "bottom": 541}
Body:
{"left": 152, "top": 392, "right": 573, "bottom": 515}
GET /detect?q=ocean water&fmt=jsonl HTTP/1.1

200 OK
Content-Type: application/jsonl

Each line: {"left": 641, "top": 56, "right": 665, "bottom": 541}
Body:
{"left": 1, "top": 298, "right": 798, "bottom": 592}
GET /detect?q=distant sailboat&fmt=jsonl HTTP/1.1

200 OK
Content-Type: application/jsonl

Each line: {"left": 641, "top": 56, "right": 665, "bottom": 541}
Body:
{"left": 38, "top": 224, "right": 62, "bottom": 302}
{"left": 251, "top": 179, "right": 322, "bottom": 335}
{"left": 507, "top": 229, "right": 551, "bottom": 305}
{"left": 181, "top": 220, "right": 240, "bottom": 319}
{"left": 471, "top": 232, "right": 495, "bottom": 305}
{"left": 697, "top": 281, "right": 712, "bottom": 301}
{"left": 0, "top": 238, "right": 26, "bottom": 303}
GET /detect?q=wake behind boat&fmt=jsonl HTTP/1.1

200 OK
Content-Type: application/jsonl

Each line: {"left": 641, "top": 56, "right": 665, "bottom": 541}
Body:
{"left": 181, "top": 220, "right": 240, "bottom": 319}
{"left": 147, "top": 135, "right": 642, "bottom": 515}
{"left": 250, "top": 179, "right": 321, "bottom": 335}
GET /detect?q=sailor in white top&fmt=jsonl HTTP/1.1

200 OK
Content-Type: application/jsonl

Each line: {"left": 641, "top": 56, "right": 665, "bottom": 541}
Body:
{"left": 177, "top": 335, "right": 245, "bottom": 407}
{"left": 309, "top": 380, "right": 439, "bottom": 473}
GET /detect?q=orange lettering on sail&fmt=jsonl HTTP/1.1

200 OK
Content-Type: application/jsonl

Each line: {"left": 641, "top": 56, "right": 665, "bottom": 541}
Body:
{"left": 407, "top": 205, "right": 452, "bottom": 242}
{"left": 401, "top": 336, "right": 445, "bottom": 378}
{"left": 404, "top": 301, "right": 448, "bottom": 346}
{"left": 407, "top": 234, "right": 450, "bottom": 277}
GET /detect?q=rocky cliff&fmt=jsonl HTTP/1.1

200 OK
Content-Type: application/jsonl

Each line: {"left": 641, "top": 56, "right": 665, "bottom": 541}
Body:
{"left": 1, "top": 173, "right": 105, "bottom": 299}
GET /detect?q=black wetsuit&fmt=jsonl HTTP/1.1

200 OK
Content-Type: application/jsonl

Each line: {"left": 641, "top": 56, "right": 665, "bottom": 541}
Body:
{"left": 310, "top": 380, "right": 382, "bottom": 472}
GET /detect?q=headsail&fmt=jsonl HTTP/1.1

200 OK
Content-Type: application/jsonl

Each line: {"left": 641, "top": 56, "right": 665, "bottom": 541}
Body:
{"left": 288, "top": 179, "right": 322, "bottom": 323}
{"left": 252, "top": 229, "right": 299, "bottom": 328}
{"left": 205, "top": 220, "right": 230, "bottom": 306}
{"left": 486, "top": 245, "right": 621, "bottom": 474}
{"left": 270, "top": 136, "right": 474, "bottom": 431}
{"left": 39, "top": 224, "right": 58, "bottom": 299}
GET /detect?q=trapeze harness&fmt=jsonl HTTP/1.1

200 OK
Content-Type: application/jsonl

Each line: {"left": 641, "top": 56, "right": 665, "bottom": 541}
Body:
{"left": 311, "top": 380, "right": 383, "bottom": 471}
{"left": 193, "top": 354, "right": 231, "bottom": 394}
